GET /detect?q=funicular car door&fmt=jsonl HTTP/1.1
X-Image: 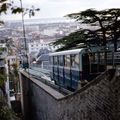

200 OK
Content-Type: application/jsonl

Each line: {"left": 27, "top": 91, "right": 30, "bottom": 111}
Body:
{"left": 82, "top": 53, "right": 90, "bottom": 80}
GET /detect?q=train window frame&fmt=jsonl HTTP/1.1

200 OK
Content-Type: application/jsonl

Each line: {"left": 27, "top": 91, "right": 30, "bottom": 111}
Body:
{"left": 71, "top": 54, "right": 79, "bottom": 69}
{"left": 89, "top": 52, "right": 99, "bottom": 64}
{"left": 65, "top": 55, "right": 71, "bottom": 68}
{"left": 59, "top": 55, "right": 64, "bottom": 66}
{"left": 99, "top": 52, "right": 105, "bottom": 64}
{"left": 53, "top": 56, "right": 58, "bottom": 65}
{"left": 49, "top": 56, "right": 53, "bottom": 65}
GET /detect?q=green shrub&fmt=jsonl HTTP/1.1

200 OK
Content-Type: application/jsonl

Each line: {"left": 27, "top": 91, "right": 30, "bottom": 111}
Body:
{"left": 0, "top": 97, "right": 21, "bottom": 120}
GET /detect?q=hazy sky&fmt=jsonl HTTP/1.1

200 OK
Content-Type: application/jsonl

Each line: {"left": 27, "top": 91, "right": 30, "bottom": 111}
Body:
{"left": 1, "top": 0, "right": 120, "bottom": 20}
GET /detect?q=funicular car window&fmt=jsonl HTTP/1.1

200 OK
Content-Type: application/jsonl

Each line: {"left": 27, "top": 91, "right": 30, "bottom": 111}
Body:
{"left": 99, "top": 52, "right": 105, "bottom": 64}
{"left": 59, "top": 55, "right": 64, "bottom": 66}
{"left": 65, "top": 55, "right": 70, "bottom": 67}
{"left": 90, "top": 53, "right": 98, "bottom": 63}
{"left": 54, "top": 56, "right": 58, "bottom": 65}
{"left": 50, "top": 56, "right": 53, "bottom": 65}
{"left": 71, "top": 54, "right": 79, "bottom": 69}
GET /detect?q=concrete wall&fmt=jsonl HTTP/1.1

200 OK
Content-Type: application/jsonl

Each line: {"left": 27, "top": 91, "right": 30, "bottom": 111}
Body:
{"left": 111, "top": 70, "right": 120, "bottom": 120}
{"left": 20, "top": 69, "right": 120, "bottom": 120}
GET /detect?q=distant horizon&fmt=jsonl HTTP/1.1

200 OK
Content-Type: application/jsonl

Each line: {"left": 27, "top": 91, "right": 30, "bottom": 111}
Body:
{"left": 4, "top": 17, "right": 70, "bottom": 21}
{"left": 4, "top": 17, "right": 76, "bottom": 24}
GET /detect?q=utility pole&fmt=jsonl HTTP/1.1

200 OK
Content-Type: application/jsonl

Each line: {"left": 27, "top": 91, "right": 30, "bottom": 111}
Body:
{"left": 20, "top": 0, "right": 29, "bottom": 69}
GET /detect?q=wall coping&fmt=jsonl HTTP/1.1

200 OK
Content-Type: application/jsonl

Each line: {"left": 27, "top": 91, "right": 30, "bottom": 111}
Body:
{"left": 20, "top": 69, "right": 116, "bottom": 101}
{"left": 59, "top": 69, "right": 116, "bottom": 101}
{"left": 20, "top": 69, "right": 65, "bottom": 100}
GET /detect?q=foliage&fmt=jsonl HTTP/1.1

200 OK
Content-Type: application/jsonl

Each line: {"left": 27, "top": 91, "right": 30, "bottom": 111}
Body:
{"left": 0, "top": 97, "right": 20, "bottom": 120}
{"left": 0, "top": 47, "right": 5, "bottom": 52}
{"left": 0, "top": 73, "right": 6, "bottom": 87}
{"left": 0, "top": 0, "right": 40, "bottom": 24}
{"left": 0, "top": 0, "right": 8, "bottom": 14}
{"left": 53, "top": 8, "right": 120, "bottom": 51}
{"left": 10, "top": 63, "right": 19, "bottom": 93}
{"left": 53, "top": 29, "right": 102, "bottom": 51}
{"left": 11, "top": 63, "right": 18, "bottom": 77}
{"left": 0, "top": 71, "right": 7, "bottom": 96}
{"left": 67, "top": 8, "right": 120, "bottom": 51}
{"left": 0, "top": 106, "right": 20, "bottom": 120}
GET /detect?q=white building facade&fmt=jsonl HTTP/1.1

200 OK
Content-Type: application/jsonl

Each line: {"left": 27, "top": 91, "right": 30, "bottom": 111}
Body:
{"left": 28, "top": 40, "right": 59, "bottom": 54}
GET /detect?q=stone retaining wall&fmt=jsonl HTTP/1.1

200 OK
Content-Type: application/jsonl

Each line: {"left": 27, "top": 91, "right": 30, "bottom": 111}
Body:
{"left": 20, "top": 69, "right": 120, "bottom": 120}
